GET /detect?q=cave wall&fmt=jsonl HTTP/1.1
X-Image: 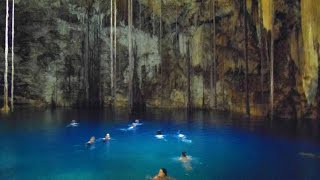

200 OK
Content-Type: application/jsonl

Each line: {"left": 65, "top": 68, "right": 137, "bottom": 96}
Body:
{"left": 0, "top": 0, "right": 319, "bottom": 119}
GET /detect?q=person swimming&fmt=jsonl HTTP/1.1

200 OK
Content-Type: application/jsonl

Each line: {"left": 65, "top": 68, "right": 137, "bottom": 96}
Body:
{"left": 67, "top": 120, "right": 79, "bottom": 127}
{"left": 119, "top": 122, "right": 137, "bottom": 131}
{"left": 179, "top": 152, "right": 192, "bottom": 171}
{"left": 153, "top": 168, "right": 169, "bottom": 180}
{"left": 155, "top": 130, "right": 164, "bottom": 139}
{"left": 86, "top": 136, "right": 95, "bottom": 146}
{"left": 128, "top": 123, "right": 137, "bottom": 130}
{"left": 103, "top": 133, "right": 111, "bottom": 141}
{"left": 177, "top": 131, "right": 192, "bottom": 143}
{"left": 177, "top": 131, "right": 186, "bottom": 139}
{"left": 179, "top": 152, "right": 191, "bottom": 162}
{"left": 133, "top": 119, "right": 142, "bottom": 126}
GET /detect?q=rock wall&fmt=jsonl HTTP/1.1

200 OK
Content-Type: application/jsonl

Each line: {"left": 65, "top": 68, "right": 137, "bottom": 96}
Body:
{"left": 0, "top": 0, "right": 319, "bottom": 119}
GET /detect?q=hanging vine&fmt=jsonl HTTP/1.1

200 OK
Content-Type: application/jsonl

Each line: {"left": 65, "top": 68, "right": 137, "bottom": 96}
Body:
{"left": 2, "top": 0, "right": 10, "bottom": 113}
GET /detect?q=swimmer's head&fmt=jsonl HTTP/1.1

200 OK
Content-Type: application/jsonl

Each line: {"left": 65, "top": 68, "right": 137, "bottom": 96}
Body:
{"left": 181, "top": 151, "right": 187, "bottom": 157}
{"left": 90, "top": 136, "right": 95, "bottom": 142}
{"left": 135, "top": 119, "right": 139, "bottom": 123}
{"left": 159, "top": 168, "right": 167, "bottom": 177}
{"left": 104, "top": 133, "right": 110, "bottom": 140}
{"left": 87, "top": 136, "right": 95, "bottom": 145}
{"left": 72, "top": 120, "right": 76, "bottom": 123}
{"left": 156, "top": 130, "right": 162, "bottom": 135}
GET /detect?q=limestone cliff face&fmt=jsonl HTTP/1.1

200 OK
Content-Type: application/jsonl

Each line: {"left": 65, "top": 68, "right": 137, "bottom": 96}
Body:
{"left": 0, "top": 0, "right": 319, "bottom": 119}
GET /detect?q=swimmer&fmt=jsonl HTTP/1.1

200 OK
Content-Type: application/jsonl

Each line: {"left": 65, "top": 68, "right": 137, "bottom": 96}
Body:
{"left": 103, "top": 133, "right": 111, "bottom": 141}
{"left": 177, "top": 131, "right": 192, "bottom": 143}
{"left": 128, "top": 123, "right": 137, "bottom": 130}
{"left": 133, "top": 119, "right": 142, "bottom": 126}
{"left": 179, "top": 152, "right": 192, "bottom": 171}
{"left": 177, "top": 131, "right": 186, "bottom": 139}
{"left": 86, "top": 136, "right": 95, "bottom": 146}
{"left": 153, "top": 168, "right": 169, "bottom": 180}
{"left": 119, "top": 123, "right": 137, "bottom": 131}
{"left": 179, "top": 152, "right": 191, "bottom": 162}
{"left": 67, "top": 120, "right": 79, "bottom": 127}
{"left": 155, "top": 130, "right": 164, "bottom": 139}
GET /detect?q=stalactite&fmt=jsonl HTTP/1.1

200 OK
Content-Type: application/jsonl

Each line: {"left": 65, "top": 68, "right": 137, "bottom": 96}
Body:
{"left": 2, "top": 0, "right": 10, "bottom": 113}
{"left": 98, "top": 11, "right": 103, "bottom": 106}
{"left": 210, "top": 1, "right": 214, "bottom": 109}
{"left": 261, "top": 0, "right": 274, "bottom": 118}
{"left": 93, "top": 2, "right": 100, "bottom": 106}
{"left": 128, "top": 0, "right": 134, "bottom": 110}
{"left": 84, "top": 8, "right": 90, "bottom": 105}
{"left": 110, "top": 0, "right": 114, "bottom": 103}
{"left": 187, "top": 40, "right": 191, "bottom": 110}
{"left": 213, "top": 0, "right": 217, "bottom": 109}
{"left": 264, "top": 33, "right": 270, "bottom": 68}
{"left": 54, "top": 47, "right": 58, "bottom": 105}
{"left": 11, "top": 0, "right": 15, "bottom": 111}
{"left": 270, "top": 0, "right": 274, "bottom": 119}
{"left": 139, "top": 0, "right": 142, "bottom": 29}
{"left": 110, "top": 0, "right": 117, "bottom": 105}
{"left": 257, "top": 0, "right": 264, "bottom": 104}
{"left": 137, "top": 1, "right": 143, "bottom": 91}
{"left": 152, "top": 11, "right": 155, "bottom": 36}
{"left": 221, "top": 58, "right": 225, "bottom": 107}
{"left": 175, "top": 6, "right": 178, "bottom": 51}
{"left": 295, "top": 27, "right": 301, "bottom": 75}
{"left": 210, "top": 0, "right": 217, "bottom": 109}
{"left": 236, "top": 4, "right": 243, "bottom": 113}
{"left": 114, "top": 0, "right": 117, "bottom": 98}
{"left": 246, "top": 0, "right": 252, "bottom": 14}
{"left": 159, "top": 0, "right": 163, "bottom": 105}
{"left": 244, "top": 0, "right": 250, "bottom": 117}
{"left": 199, "top": 11, "right": 205, "bottom": 108}
{"left": 231, "top": 37, "right": 238, "bottom": 109}
{"left": 261, "top": 0, "right": 272, "bottom": 31}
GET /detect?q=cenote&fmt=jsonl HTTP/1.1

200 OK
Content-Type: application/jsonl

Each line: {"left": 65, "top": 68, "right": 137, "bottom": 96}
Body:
{"left": 1, "top": 0, "right": 320, "bottom": 179}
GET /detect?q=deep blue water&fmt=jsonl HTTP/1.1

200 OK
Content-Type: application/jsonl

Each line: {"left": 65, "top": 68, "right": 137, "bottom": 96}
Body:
{"left": 0, "top": 109, "right": 320, "bottom": 180}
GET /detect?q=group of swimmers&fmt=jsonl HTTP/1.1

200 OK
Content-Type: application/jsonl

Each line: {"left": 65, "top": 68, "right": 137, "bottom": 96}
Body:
{"left": 86, "top": 133, "right": 111, "bottom": 145}
{"left": 146, "top": 152, "right": 191, "bottom": 180}
{"left": 150, "top": 151, "right": 192, "bottom": 180}
{"left": 67, "top": 119, "right": 192, "bottom": 179}
{"left": 84, "top": 119, "right": 141, "bottom": 145}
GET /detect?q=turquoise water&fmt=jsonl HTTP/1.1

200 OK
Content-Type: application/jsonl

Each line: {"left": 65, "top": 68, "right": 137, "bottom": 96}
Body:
{"left": 1, "top": 109, "right": 320, "bottom": 180}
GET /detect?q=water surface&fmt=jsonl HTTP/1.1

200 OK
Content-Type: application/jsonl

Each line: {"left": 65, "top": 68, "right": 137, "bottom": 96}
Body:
{"left": 0, "top": 109, "right": 320, "bottom": 179}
